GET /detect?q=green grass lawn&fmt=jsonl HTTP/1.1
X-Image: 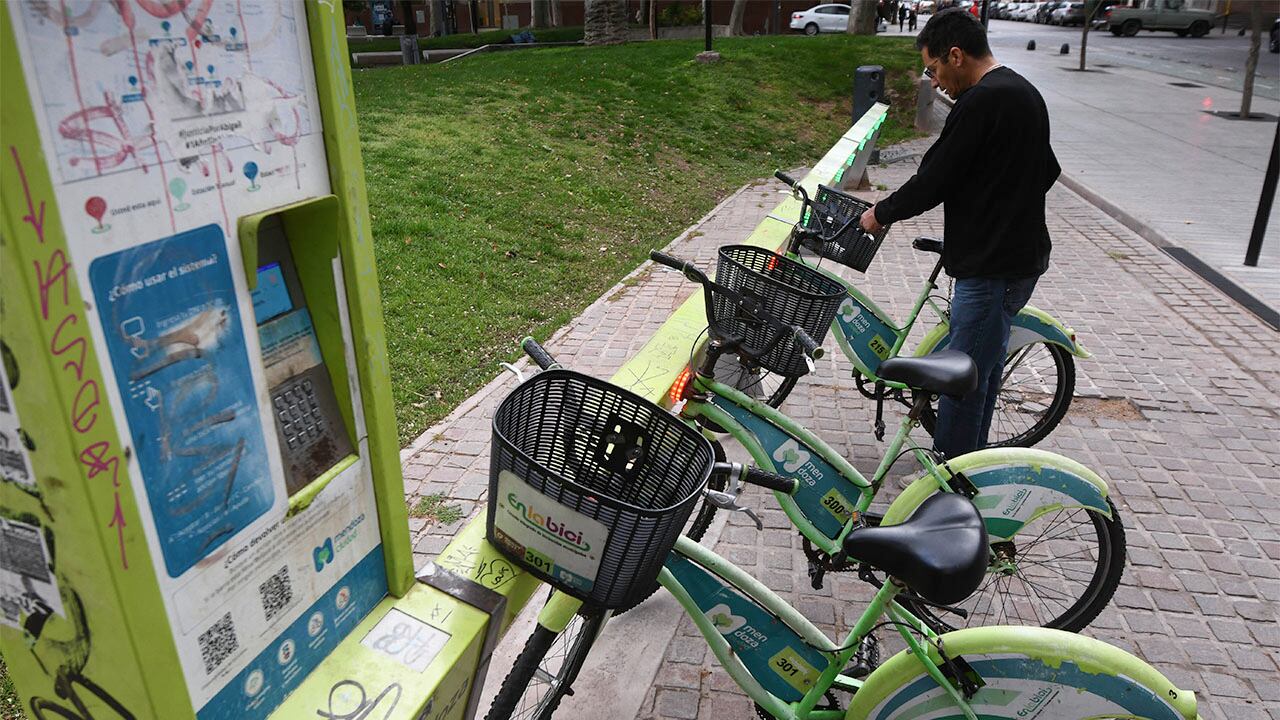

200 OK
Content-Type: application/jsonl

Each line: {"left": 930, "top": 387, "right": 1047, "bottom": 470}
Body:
{"left": 0, "top": 654, "right": 21, "bottom": 720}
{"left": 353, "top": 35, "right": 922, "bottom": 443}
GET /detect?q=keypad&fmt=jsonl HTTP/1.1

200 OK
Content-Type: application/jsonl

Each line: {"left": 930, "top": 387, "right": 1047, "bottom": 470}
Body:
{"left": 273, "top": 378, "right": 326, "bottom": 452}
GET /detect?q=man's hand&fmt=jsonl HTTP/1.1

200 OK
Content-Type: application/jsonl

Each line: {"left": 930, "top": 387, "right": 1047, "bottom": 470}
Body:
{"left": 859, "top": 205, "right": 883, "bottom": 234}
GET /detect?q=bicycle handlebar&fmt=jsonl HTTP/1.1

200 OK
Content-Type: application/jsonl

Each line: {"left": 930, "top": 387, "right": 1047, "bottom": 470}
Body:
{"left": 791, "top": 325, "right": 824, "bottom": 360}
{"left": 711, "top": 462, "right": 798, "bottom": 495}
{"left": 649, "top": 250, "right": 710, "bottom": 286}
{"left": 651, "top": 249, "right": 826, "bottom": 364}
{"left": 774, "top": 170, "right": 798, "bottom": 188}
{"left": 521, "top": 336, "right": 558, "bottom": 370}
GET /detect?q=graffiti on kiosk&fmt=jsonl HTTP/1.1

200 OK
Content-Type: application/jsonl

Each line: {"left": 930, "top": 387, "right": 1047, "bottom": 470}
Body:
{"left": 315, "top": 678, "right": 401, "bottom": 720}
{"left": 11, "top": 147, "right": 130, "bottom": 569}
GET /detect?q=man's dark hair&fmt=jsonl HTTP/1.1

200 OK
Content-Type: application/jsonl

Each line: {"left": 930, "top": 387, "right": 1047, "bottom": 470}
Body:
{"left": 915, "top": 8, "right": 991, "bottom": 59}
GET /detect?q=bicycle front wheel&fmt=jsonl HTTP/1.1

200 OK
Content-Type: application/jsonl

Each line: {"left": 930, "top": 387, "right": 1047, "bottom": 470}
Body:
{"left": 485, "top": 611, "right": 608, "bottom": 720}
{"left": 715, "top": 351, "right": 797, "bottom": 409}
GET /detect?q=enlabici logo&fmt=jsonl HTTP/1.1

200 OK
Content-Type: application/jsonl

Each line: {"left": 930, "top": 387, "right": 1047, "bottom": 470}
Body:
{"left": 706, "top": 604, "right": 747, "bottom": 634}
{"left": 508, "top": 493, "right": 592, "bottom": 552}
{"left": 313, "top": 538, "right": 335, "bottom": 572}
{"left": 773, "top": 439, "right": 810, "bottom": 473}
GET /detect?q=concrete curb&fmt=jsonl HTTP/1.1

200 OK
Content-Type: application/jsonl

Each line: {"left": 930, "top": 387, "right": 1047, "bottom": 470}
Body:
{"left": 1055, "top": 171, "right": 1173, "bottom": 249}
{"left": 1056, "top": 171, "right": 1279, "bottom": 329}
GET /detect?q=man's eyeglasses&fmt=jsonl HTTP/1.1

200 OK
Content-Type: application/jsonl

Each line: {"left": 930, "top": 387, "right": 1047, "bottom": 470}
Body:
{"left": 923, "top": 59, "right": 941, "bottom": 79}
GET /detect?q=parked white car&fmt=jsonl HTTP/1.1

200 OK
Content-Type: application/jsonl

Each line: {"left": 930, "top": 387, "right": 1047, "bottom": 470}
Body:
{"left": 791, "top": 3, "right": 852, "bottom": 35}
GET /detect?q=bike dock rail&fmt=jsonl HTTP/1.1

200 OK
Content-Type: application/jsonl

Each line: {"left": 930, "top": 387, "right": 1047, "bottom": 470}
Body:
{"left": 272, "top": 103, "right": 890, "bottom": 720}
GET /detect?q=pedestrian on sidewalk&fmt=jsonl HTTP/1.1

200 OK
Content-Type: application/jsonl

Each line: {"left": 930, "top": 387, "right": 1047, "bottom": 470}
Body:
{"left": 909, "top": 3, "right": 918, "bottom": 31}
{"left": 858, "top": 8, "right": 1061, "bottom": 459}
{"left": 899, "top": 3, "right": 909, "bottom": 30}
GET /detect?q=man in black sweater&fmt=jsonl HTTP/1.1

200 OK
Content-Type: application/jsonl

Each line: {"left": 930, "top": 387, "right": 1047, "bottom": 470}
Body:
{"left": 860, "top": 8, "right": 1060, "bottom": 458}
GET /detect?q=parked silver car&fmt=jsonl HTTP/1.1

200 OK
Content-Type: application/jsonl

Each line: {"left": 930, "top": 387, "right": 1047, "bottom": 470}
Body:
{"left": 790, "top": 3, "right": 852, "bottom": 35}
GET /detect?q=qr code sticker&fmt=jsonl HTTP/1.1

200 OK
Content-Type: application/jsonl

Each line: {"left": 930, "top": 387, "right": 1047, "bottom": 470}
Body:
{"left": 198, "top": 612, "right": 239, "bottom": 675}
{"left": 259, "top": 565, "right": 293, "bottom": 621}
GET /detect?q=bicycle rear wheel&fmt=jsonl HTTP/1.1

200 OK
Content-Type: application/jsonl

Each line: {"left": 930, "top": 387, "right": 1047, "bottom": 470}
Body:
{"left": 848, "top": 626, "right": 1198, "bottom": 719}
{"left": 898, "top": 499, "right": 1125, "bottom": 633}
{"left": 484, "top": 609, "right": 608, "bottom": 720}
{"left": 920, "top": 340, "right": 1074, "bottom": 448}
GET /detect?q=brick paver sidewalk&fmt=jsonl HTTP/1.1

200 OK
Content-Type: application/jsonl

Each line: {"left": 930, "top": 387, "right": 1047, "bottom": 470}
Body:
{"left": 403, "top": 138, "right": 1280, "bottom": 719}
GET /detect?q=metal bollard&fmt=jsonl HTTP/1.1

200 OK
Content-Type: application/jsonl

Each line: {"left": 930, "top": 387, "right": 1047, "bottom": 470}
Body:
{"left": 400, "top": 34, "right": 420, "bottom": 65}
{"left": 915, "top": 74, "right": 935, "bottom": 132}
{"left": 852, "top": 65, "right": 885, "bottom": 126}
{"left": 853, "top": 65, "right": 885, "bottom": 163}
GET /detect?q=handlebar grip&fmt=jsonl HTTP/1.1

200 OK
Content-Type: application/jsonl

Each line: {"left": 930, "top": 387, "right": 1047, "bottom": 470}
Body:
{"left": 651, "top": 249, "right": 712, "bottom": 287}
{"left": 743, "top": 467, "right": 799, "bottom": 495}
{"left": 792, "top": 326, "right": 825, "bottom": 360}
{"left": 649, "top": 249, "right": 688, "bottom": 271}
{"left": 521, "top": 336, "right": 557, "bottom": 370}
{"left": 774, "top": 170, "right": 798, "bottom": 188}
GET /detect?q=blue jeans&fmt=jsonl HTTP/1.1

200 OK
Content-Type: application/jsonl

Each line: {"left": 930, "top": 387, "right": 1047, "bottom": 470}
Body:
{"left": 933, "top": 275, "right": 1040, "bottom": 459}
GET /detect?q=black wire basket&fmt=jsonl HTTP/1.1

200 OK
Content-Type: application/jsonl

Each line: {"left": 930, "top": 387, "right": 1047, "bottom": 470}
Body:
{"left": 487, "top": 370, "right": 715, "bottom": 609}
{"left": 712, "top": 245, "right": 846, "bottom": 377}
{"left": 800, "top": 184, "right": 888, "bottom": 273}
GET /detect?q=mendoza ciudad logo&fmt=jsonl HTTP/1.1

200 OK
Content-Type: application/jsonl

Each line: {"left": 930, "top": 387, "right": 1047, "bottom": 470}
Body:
{"left": 313, "top": 513, "right": 367, "bottom": 572}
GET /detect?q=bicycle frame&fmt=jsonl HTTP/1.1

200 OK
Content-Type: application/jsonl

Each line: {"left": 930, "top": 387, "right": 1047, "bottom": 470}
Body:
{"left": 681, "top": 364, "right": 1114, "bottom": 560}
{"left": 658, "top": 536, "right": 962, "bottom": 720}
{"left": 682, "top": 371, "right": 940, "bottom": 557}
{"left": 790, "top": 246, "right": 1091, "bottom": 387}
{"left": 540, "top": 535, "right": 966, "bottom": 720}
{"left": 531, "top": 534, "right": 1198, "bottom": 720}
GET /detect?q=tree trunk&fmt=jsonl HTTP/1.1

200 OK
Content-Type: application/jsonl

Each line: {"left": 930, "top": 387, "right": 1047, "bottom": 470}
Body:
{"left": 550, "top": 0, "right": 562, "bottom": 26}
{"left": 846, "top": 0, "right": 877, "bottom": 34}
{"left": 584, "top": 0, "right": 628, "bottom": 45}
{"left": 532, "top": 0, "right": 550, "bottom": 27}
{"left": 649, "top": 0, "right": 657, "bottom": 39}
{"left": 1079, "top": 1, "right": 1099, "bottom": 71}
{"left": 729, "top": 0, "right": 747, "bottom": 35}
{"left": 1240, "top": 0, "right": 1262, "bottom": 119}
{"left": 638, "top": 0, "right": 647, "bottom": 26}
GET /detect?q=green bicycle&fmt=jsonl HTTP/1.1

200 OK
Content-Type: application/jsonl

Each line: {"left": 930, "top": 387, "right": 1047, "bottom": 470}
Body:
{"left": 654, "top": 247, "right": 1123, "bottom": 633}
{"left": 481, "top": 358, "right": 1197, "bottom": 720}
{"left": 725, "top": 171, "right": 1089, "bottom": 450}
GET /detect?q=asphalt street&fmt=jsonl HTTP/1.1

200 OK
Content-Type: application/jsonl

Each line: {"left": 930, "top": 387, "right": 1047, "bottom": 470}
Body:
{"left": 984, "top": 17, "right": 1280, "bottom": 101}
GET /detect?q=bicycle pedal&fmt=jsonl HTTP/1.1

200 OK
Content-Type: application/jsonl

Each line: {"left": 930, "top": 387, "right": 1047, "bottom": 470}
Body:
{"left": 842, "top": 633, "right": 881, "bottom": 679}
{"left": 806, "top": 559, "right": 826, "bottom": 590}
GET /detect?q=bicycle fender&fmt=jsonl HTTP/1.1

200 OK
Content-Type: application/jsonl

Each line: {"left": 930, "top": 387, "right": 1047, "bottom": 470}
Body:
{"left": 880, "top": 448, "right": 1111, "bottom": 541}
{"left": 913, "top": 304, "right": 1091, "bottom": 359}
{"left": 846, "top": 626, "right": 1198, "bottom": 719}
{"left": 536, "top": 590, "right": 585, "bottom": 633}
{"left": 1012, "top": 304, "right": 1091, "bottom": 358}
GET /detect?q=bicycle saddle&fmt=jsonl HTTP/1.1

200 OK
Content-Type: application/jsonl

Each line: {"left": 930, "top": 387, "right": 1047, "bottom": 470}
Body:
{"left": 842, "top": 492, "right": 988, "bottom": 606}
{"left": 912, "top": 236, "right": 944, "bottom": 254}
{"left": 877, "top": 349, "right": 977, "bottom": 397}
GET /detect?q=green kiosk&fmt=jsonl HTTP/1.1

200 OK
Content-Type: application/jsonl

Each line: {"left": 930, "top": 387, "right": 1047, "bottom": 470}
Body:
{"left": 1, "top": 2, "right": 535, "bottom": 719}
